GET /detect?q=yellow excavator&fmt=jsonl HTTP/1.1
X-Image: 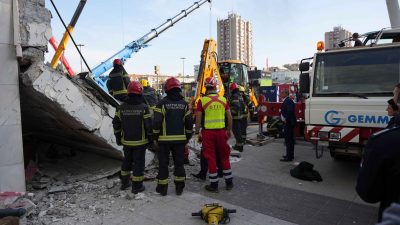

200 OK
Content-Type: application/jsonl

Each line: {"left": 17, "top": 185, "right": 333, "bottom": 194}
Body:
{"left": 193, "top": 39, "right": 258, "bottom": 109}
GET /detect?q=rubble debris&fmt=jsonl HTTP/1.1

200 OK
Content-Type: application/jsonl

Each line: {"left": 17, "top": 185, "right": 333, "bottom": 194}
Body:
{"left": 31, "top": 175, "right": 52, "bottom": 190}
{"left": 86, "top": 168, "right": 121, "bottom": 182}
{"left": 0, "top": 192, "right": 25, "bottom": 208}
{"left": 8, "top": 198, "right": 36, "bottom": 216}
{"left": 25, "top": 161, "right": 38, "bottom": 182}
{"left": 47, "top": 185, "right": 73, "bottom": 194}
{"left": 106, "top": 181, "right": 115, "bottom": 189}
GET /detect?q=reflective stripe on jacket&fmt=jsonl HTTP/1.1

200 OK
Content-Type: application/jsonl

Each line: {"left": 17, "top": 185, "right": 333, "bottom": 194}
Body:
{"left": 153, "top": 97, "right": 193, "bottom": 143}
{"left": 108, "top": 70, "right": 130, "bottom": 97}
{"left": 113, "top": 103, "right": 152, "bottom": 146}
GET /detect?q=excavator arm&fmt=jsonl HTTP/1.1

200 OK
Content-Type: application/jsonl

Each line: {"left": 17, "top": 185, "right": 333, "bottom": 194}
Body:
{"left": 194, "top": 39, "right": 225, "bottom": 106}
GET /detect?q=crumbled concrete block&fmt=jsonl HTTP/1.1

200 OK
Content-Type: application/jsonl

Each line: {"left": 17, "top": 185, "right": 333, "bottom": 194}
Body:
{"left": 48, "top": 185, "right": 73, "bottom": 194}
{"left": 9, "top": 198, "right": 36, "bottom": 216}
{"left": 25, "top": 22, "right": 52, "bottom": 46}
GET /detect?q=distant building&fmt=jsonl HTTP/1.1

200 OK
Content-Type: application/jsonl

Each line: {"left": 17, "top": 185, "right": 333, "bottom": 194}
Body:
{"left": 325, "top": 26, "right": 352, "bottom": 49}
{"left": 271, "top": 71, "right": 300, "bottom": 83}
{"left": 129, "top": 74, "right": 195, "bottom": 90}
{"left": 217, "top": 13, "right": 253, "bottom": 66}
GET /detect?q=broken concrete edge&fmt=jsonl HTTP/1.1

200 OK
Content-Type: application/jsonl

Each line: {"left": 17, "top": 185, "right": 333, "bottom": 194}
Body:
{"left": 19, "top": 60, "right": 123, "bottom": 158}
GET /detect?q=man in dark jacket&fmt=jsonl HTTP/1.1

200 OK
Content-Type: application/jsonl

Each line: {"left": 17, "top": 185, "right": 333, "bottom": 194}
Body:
{"left": 106, "top": 59, "right": 130, "bottom": 102}
{"left": 280, "top": 89, "right": 296, "bottom": 162}
{"left": 141, "top": 79, "right": 159, "bottom": 110}
{"left": 229, "top": 83, "right": 244, "bottom": 152}
{"left": 153, "top": 77, "right": 193, "bottom": 196}
{"left": 113, "top": 81, "right": 152, "bottom": 193}
{"left": 356, "top": 127, "right": 400, "bottom": 222}
{"left": 386, "top": 98, "right": 400, "bottom": 128}
{"left": 352, "top": 33, "right": 363, "bottom": 47}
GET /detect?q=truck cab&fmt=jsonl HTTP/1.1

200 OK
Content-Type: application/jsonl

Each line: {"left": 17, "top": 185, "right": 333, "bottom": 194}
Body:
{"left": 299, "top": 31, "right": 400, "bottom": 158}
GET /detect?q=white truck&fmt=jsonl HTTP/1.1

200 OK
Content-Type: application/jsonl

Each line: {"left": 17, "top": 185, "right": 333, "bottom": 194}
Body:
{"left": 299, "top": 28, "right": 400, "bottom": 158}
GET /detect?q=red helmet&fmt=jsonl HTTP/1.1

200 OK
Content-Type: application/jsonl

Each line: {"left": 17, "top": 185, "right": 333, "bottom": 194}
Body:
{"left": 127, "top": 81, "right": 142, "bottom": 95}
{"left": 164, "top": 77, "right": 181, "bottom": 92}
{"left": 204, "top": 77, "right": 217, "bottom": 89}
{"left": 113, "top": 58, "right": 123, "bottom": 66}
{"left": 229, "top": 82, "right": 239, "bottom": 91}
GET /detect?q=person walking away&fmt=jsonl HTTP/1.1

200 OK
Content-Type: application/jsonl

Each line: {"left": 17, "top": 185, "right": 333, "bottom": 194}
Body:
{"left": 195, "top": 77, "right": 233, "bottom": 193}
{"left": 106, "top": 59, "right": 131, "bottom": 102}
{"left": 153, "top": 77, "right": 193, "bottom": 196}
{"left": 229, "top": 83, "right": 244, "bottom": 152}
{"left": 356, "top": 126, "right": 400, "bottom": 222}
{"left": 112, "top": 81, "right": 153, "bottom": 193}
{"left": 239, "top": 85, "right": 250, "bottom": 145}
{"left": 280, "top": 89, "right": 296, "bottom": 162}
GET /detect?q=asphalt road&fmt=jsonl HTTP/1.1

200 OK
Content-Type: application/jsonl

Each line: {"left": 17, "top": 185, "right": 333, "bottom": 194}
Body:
{"left": 187, "top": 124, "right": 378, "bottom": 225}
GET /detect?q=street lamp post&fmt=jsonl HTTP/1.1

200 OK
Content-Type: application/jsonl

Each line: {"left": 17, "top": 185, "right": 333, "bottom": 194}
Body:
{"left": 180, "top": 57, "right": 186, "bottom": 83}
{"left": 77, "top": 44, "right": 85, "bottom": 72}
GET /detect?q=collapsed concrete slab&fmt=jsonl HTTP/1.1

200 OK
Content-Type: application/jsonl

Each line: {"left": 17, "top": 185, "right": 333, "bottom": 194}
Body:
{"left": 19, "top": 61, "right": 122, "bottom": 158}
{"left": 17, "top": 0, "right": 121, "bottom": 158}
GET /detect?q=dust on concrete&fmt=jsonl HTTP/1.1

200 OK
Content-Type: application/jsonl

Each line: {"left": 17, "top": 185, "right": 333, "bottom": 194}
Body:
{"left": 21, "top": 147, "right": 203, "bottom": 225}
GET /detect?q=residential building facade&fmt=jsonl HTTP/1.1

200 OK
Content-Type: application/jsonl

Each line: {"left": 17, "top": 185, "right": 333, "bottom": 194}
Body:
{"left": 325, "top": 26, "right": 352, "bottom": 49}
{"left": 217, "top": 13, "right": 253, "bottom": 66}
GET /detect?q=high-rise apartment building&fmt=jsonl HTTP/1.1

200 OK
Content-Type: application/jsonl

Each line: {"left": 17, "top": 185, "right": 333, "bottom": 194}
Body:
{"left": 324, "top": 26, "right": 352, "bottom": 49}
{"left": 217, "top": 13, "right": 253, "bottom": 66}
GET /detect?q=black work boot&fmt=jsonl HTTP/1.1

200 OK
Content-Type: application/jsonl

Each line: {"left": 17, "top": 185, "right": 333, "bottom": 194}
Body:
{"left": 175, "top": 182, "right": 185, "bottom": 196}
{"left": 191, "top": 172, "right": 206, "bottom": 180}
{"left": 225, "top": 179, "right": 234, "bottom": 190}
{"left": 156, "top": 184, "right": 168, "bottom": 196}
{"left": 132, "top": 182, "right": 145, "bottom": 194}
{"left": 120, "top": 175, "right": 131, "bottom": 190}
{"left": 205, "top": 182, "right": 218, "bottom": 193}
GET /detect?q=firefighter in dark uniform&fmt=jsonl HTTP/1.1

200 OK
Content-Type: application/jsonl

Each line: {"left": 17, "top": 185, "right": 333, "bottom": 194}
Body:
{"left": 229, "top": 83, "right": 244, "bottom": 152}
{"left": 239, "top": 86, "right": 250, "bottom": 143}
{"left": 141, "top": 79, "right": 159, "bottom": 110}
{"left": 356, "top": 126, "right": 400, "bottom": 222}
{"left": 106, "top": 59, "right": 131, "bottom": 102}
{"left": 153, "top": 77, "right": 193, "bottom": 196}
{"left": 112, "top": 81, "right": 153, "bottom": 193}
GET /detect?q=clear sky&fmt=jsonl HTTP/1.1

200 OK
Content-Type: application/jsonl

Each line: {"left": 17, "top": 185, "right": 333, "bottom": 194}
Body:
{"left": 45, "top": 0, "right": 391, "bottom": 76}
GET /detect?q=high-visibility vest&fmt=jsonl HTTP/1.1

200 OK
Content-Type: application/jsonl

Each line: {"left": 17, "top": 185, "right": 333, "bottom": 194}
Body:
{"left": 200, "top": 94, "right": 227, "bottom": 129}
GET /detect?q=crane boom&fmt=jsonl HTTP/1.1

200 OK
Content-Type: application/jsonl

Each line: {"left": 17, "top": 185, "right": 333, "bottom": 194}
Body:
{"left": 386, "top": 0, "right": 400, "bottom": 27}
{"left": 91, "top": 0, "right": 211, "bottom": 91}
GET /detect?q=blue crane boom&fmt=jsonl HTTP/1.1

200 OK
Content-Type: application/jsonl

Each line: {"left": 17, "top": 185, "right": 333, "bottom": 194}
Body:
{"left": 91, "top": 0, "right": 211, "bottom": 91}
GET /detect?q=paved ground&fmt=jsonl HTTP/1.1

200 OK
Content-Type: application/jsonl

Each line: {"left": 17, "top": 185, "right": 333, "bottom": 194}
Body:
{"left": 24, "top": 125, "right": 379, "bottom": 225}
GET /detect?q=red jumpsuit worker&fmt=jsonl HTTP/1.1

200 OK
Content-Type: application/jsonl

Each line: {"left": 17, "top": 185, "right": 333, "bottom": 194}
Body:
{"left": 195, "top": 77, "right": 233, "bottom": 192}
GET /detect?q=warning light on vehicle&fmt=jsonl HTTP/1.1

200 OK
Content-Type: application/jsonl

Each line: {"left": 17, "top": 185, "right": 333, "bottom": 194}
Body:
{"left": 317, "top": 41, "right": 325, "bottom": 51}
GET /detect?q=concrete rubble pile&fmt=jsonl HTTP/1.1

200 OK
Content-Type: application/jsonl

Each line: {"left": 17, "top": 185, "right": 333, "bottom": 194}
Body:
{"left": 17, "top": 0, "right": 123, "bottom": 158}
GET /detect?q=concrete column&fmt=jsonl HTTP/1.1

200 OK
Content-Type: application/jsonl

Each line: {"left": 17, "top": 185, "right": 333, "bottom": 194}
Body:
{"left": 0, "top": 0, "right": 26, "bottom": 192}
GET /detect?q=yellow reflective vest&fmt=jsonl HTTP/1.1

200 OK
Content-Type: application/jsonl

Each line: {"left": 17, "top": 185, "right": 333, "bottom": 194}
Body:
{"left": 200, "top": 94, "right": 227, "bottom": 129}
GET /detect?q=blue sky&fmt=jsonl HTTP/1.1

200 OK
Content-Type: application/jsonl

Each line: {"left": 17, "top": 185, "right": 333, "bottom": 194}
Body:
{"left": 45, "top": 0, "right": 390, "bottom": 76}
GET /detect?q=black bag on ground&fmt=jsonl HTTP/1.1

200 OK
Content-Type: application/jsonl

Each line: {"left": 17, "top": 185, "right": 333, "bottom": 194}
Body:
{"left": 290, "top": 161, "right": 323, "bottom": 182}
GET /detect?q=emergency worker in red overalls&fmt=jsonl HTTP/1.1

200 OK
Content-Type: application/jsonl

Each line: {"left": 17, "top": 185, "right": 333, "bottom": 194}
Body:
{"left": 195, "top": 77, "right": 233, "bottom": 192}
